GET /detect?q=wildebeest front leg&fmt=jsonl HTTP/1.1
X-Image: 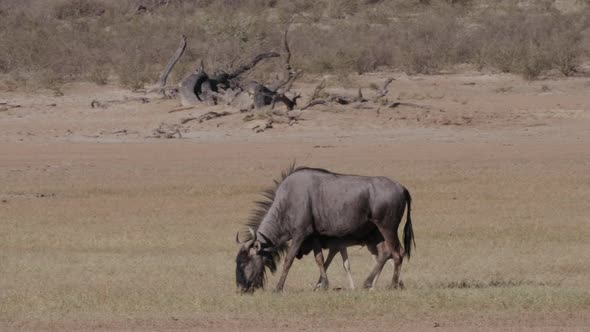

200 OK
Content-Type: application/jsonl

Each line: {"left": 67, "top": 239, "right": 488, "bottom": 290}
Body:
{"left": 312, "top": 238, "right": 329, "bottom": 290}
{"left": 274, "top": 236, "right": 305, "bottom": 292}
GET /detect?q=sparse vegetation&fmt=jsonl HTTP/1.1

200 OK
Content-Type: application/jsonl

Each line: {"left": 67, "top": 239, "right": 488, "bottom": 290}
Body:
{"left": 0, "top": 0, "right": 589, "bottom": 89}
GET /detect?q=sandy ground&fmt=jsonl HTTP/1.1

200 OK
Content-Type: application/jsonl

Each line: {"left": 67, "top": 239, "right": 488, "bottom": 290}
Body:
{"left": 1, "top": 71, "right": 589, "bottom": 144}
{"left": 1, "top": 71, "right": 589, "bottom": 331}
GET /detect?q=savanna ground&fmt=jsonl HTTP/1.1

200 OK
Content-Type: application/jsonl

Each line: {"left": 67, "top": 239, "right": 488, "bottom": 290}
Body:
{"left": 2, "top": 1, "right": 590, "bottom": 331}
{"left": 2, "top": 71, "right": 590, "bottom": 331}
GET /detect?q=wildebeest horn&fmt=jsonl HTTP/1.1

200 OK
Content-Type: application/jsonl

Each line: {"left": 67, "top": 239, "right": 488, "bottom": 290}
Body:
{"left": 236, "top": 231, "right": 252, "bottom": 245}
{"left": 248, "top": 227, "right": 257, "bottom": 241}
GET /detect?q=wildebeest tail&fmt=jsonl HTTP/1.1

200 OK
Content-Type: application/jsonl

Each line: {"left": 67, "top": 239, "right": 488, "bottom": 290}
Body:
{"left": 403, "top": 187, "right": 415, "bottom": 260}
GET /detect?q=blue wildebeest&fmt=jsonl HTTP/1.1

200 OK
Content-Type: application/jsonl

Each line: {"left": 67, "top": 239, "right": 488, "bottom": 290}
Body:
{"left": 235, "top": 165, "right": 414, "bottom": 293}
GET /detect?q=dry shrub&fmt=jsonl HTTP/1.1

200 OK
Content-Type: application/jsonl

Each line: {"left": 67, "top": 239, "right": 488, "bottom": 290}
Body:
{"left": 54, "top": 0, "right": 111, "bottom": 20}
{"left": 89, "top": 65, "right": 110, "bottom": 85}
{"left": 472, "top": 11, "right": 586, "bottom": 79}
{"left": 0, "top": 11, "right": 109, "bottom": 88}
{"left": 396, "top": 7, "right": 470, "bottom": 74}
{"left": 326, "top": 0, "right": 360, "bottom": 19}
{"left": 291, "top": 21, "right": 397, "bottom": 75}
{"left": 547, "top": 19, "right": 585, "bottom": 76}
{"left": 115, "top": 57, "right": 152, "bottom": 90}
{"left": 0, "top": 1, "right": 589, "bottom": 89}
{"left": 276, "top": 0, "right": 320, "bottom": 22}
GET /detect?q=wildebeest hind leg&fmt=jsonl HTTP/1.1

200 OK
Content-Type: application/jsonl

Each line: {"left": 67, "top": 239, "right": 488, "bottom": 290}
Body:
{"left": 312, "top": 238, "right": 329, "bottom": 290}
{"left": 362, "top": 250, "right": 388, "bottom": 289}
{"left": 375, "top": 224, "right": 404, "bottom": 289}
{"left": 316, "top": 248, "right": 337, "bottom": 290}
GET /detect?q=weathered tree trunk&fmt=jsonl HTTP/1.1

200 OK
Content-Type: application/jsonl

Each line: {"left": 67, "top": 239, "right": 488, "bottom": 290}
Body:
{"left": 179, "top": 69, "right": 208, "bottom": 106}
{"left": 155, "top": 35, "right": 187, "bottom": 92}
{"left": 177, "top": 53, "right": 279, "bottom": 106}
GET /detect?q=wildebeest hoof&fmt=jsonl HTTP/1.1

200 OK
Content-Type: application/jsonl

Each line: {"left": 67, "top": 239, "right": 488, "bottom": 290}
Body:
{"left": 314, "top": 281, "right": 329, "bottom": 291}
{"left": 387, "top": 281, "right": 405, "bottom": 290}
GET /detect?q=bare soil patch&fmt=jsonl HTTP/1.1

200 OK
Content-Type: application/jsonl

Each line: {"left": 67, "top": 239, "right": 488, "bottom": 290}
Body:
{"left": 1, "top": 72, "right": 589, "bottom": 331}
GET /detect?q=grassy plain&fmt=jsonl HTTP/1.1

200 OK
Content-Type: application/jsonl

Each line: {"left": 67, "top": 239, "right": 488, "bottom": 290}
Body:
{"left": 1, "top": 136, "right": 589, "bottom": 330}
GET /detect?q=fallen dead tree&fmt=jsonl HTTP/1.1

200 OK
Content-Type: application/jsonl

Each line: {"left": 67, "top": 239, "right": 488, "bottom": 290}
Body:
{"left": 0, "top": 102, "right": 22, "bottom": 112}
{"left": 143, "top": 17, "right": 440, "bottom": 136}
{"left": 154, "top": 17, "right": 302, "bottom": 112}
{"left": 149, "top": 15, "right": 389, "bottom": 114}
{"left": 90, "top": 97, "right": 150, "bottom": 109}
{"left": 177, "top": 53, "right": 280, "bottom": 106}
{"left": 180, "top": 111, "right": 231, "bottom": 124}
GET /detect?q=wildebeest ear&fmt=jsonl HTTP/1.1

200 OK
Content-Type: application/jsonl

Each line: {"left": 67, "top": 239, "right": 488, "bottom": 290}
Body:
{"left": 253, "top": 240, "right": 262, "bottom": 253}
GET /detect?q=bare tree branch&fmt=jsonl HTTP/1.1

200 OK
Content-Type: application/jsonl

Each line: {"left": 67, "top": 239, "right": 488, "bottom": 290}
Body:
{"left": 226, "top": 52, "right": 280, "bottom": 80}
{"left": 283, "top": 16, "right": 294, "bottom": 73}
{"left": 389, "top": 102, "right": 433, "bottom": 110}
{"left": 90, "top": 97, "right": 149, "bottom": 109}
{"left": 308, "top": 79, "right": 326, "bottom": 101}
{"left": 271, "top": 16, "right": 297, "bottom": 93}
{"left": 373, "top": 78, "right": 394, "bottom": 102}
{"left": 252, "top": 16, "right": 303, "bottom": 112}
{"left": 181, "top": 111, "right": 232, "bottom": 124}
{"left": 253, "top": 82, "right": 300, "bottom": 111}
{"left": 300, "top": 99, "right": 327, "bottom": 110}
{"left": 356, "top": 88, "right": 366, "bottom": 102}
{"left": 281, "top": 70, "right": 302, "bottom": 95}
{"left": 168, "top": 106, "right": 194, "bottom": 114}
{"left": 154, "top": 35, "right": 187, "bottom": 92}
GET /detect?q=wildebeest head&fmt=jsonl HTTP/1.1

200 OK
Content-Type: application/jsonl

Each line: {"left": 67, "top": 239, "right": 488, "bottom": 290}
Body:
{"left": 235, "top": 228, "right": 276, "bottom": 293}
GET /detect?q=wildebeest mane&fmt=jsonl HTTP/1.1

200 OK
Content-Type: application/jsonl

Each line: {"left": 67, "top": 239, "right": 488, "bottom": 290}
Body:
{"left": 239, "top": 163, "right": 303, "bottom": 275}
{"left": 239, "top": 164, "right": 342, "bottom": 277}
{"left": 242, "top": 165, "right": 340, "bottom": 233}
{"left": 244, "top": 163, "right": 294, "bottom": 236}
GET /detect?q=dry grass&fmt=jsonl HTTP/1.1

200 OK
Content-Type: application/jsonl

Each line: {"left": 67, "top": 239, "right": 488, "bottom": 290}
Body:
{"left": 1, "top": 0, "right": 589, "bottom": 90}
{"left": 1, "top": 142, "right": 589, "bottom": 327}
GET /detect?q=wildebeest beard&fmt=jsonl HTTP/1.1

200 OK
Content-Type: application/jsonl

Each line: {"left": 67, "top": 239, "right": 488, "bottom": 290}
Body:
{"left": 235, "top": 246, "right": 276, "bottom": 293}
